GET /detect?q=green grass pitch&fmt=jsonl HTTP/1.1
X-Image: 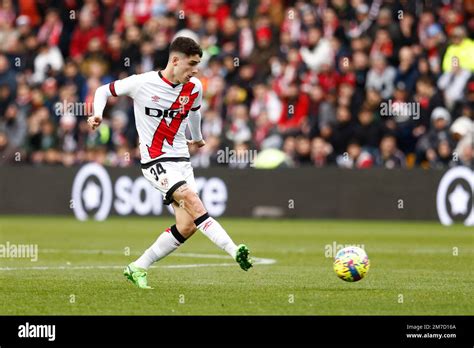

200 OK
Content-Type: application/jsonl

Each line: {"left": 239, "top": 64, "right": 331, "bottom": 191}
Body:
{"left": 0, "top": 216, "right": 472, "bottom": 315}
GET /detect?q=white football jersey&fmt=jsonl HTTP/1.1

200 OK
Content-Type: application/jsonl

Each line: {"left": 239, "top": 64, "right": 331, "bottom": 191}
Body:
{"left": 108, "top": 71, "right": 202, "bottom": 164}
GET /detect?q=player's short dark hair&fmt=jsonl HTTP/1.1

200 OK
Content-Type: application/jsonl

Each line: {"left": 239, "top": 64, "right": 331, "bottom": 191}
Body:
{"left": 169, "top": 37, "right": 202, "bottom": 58}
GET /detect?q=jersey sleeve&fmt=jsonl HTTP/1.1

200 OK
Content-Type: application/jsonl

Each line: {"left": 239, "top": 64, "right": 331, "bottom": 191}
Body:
{"left": 190, "top": 79, "right": 203, "bottom": 111}
{"left": 93, "top": 74, "right": 144, "bottom": 117}
{"left": 108, "top": 74, "right": 142, "bottom": 99}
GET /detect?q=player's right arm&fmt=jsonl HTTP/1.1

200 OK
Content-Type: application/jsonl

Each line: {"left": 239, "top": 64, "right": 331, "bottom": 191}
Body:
{"left": 88, "top": 74, "right": 141, "bottom": 130}
{"left": 186, "top": 78, "right": 205, "bottom": 147}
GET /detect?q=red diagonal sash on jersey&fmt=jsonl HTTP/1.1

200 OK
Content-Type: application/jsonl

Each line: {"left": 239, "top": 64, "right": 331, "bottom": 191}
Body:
{"left": 147, "top": 82, "right": 199, "bottom": 159}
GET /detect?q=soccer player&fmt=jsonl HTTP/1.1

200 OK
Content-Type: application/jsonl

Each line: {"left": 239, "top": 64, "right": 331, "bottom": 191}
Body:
{"left": 88, "top": 37, "right": 252, "bottom": 289}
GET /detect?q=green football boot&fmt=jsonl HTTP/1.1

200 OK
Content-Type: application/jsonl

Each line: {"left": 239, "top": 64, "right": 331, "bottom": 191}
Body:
{"left": 235, "top": 244, "right": 253, "bottom": 271}
{"left": 123, "top": 263, "right": 153, "bottom": 289}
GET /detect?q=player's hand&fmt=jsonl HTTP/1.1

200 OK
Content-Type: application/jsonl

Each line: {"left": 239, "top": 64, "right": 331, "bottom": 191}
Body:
{"left": 187, "top": 139, "right": 206, "bottom": 148}
{"left": 87, "top": 116, "right": 102, "bottom": 130}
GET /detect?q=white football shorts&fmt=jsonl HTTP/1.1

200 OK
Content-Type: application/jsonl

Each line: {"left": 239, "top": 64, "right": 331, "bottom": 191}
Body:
{"left": 141, "top": 159, "right": 197, "bottom": 205}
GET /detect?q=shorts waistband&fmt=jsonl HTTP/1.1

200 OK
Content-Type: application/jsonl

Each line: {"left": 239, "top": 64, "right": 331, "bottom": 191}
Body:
{"left": 141, "top": 157, "right": 190, "bottom": 169}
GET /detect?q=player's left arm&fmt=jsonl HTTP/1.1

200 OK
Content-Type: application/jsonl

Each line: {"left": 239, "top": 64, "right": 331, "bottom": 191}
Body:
{"left": 187, "top": 79, "right": 205, "bottom": 147}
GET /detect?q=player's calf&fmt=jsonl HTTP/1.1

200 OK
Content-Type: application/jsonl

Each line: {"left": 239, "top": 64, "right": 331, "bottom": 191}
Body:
{"left": 176, "top": 221, "right": 197, "bottom": 238}
{"left": 132, "top": 224, "right": 188, "bottom": 272}
{"left": 173, "top": 200, "right": 198, "bottom": 238}
{"left": 193, "top": 212, "right": 253, "bottom": 270}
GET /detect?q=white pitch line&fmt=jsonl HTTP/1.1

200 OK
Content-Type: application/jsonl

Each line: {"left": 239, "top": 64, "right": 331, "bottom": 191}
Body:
{"left": 0, "top": 250, "right": 276, "bottom": 271}
{"left": 40, "top": 249, "right": 277, "bottom": 264}
{"left": 0, "top": 263, "right": 240, "bottom": 271}
{"left": 0, "top": 261, "right": 274, "bottom": 271}
{"left": 42, "top": 249, "right": 233, "bottom": 259}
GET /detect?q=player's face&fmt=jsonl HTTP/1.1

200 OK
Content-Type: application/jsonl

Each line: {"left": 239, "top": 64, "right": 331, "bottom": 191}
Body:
{"left": 175, "top": 54, "right": 200, "bottom": 83}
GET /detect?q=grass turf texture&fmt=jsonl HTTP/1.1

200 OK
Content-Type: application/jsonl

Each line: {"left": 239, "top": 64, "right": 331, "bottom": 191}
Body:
{"left": 0, "top": 216, "right": 472, "bottom": 315}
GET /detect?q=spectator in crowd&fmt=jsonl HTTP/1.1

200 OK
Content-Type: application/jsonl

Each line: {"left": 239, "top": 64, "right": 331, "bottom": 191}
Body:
{"left": 307, "top": 84, "right": 335, "bottom": 138}
{"left": 57, "top": 60, "right": 86, "bottom": 100}
{"left": 353, "top": 105, "right": 386, "bottom": 154}
{"left": 0, "top": 0, "right": 16, "bottom": 26}
{"left": 365, "top": 54, "right": 396, "bottom": 99}
{"left": 250, "top": 82, "right": 282, "bottom": 124}
{"left": 417, "top": 56, "right": 434, "bottom": 81}
{"left": 450, "top": 115, "right": 474, "bottom": 167}
{"left": 419, "top": 21, "right": 445, "bottom": 76}
{"left": 415, "top": 107, "right": 453, "bottom": 166}
{"left": 29, "top": 118, "right": 59, "bottom": 165}
{"left": 352, "top": 50, "right": 369, "bottom": 101}
{"left": 322, "top": 7, "right": 346, "bottom": 44}
{"left": 413, "top": 76, "right": 445, "bottom": 136}
{"left": 388, "top": 82, "right": 415, "bottom": 155}
{"left": 442, "top": 26, "right": 474, "bottom": 73}
{"left": 69, "top": 9, "right": 106, "bottom": 60}
{"left": 375, "top": 134, "right": 405, "bottom": 169}
{"left": 336, "top": 139, "right": 374, "bottom": 169}
{"left": 253, "top": 110, "right": 278, "bottom": 150}
{"left": 58, "top": 113, "right": 77, "bottom": 154}
{"left": 224, "top": 103, "right": 252, "bottom": 147}
{"left": 282, "top": 134, "right": 296, "bottom": 164}
{"left": 294, "top": 134, "right": 312, "bottom": 166}
{"left": 0, "top": 103, "right": 27, "bottom": 148}
{"left": 37, "top": 9, "right": 63, "bottom": 47}
{"left": 277, "top": 81, "right": 309, "bottom": 133}
{"left": 329, "top": 105, "right": 355, "bottom": 155}
{"left": 347, "top": 2, "right": 376, "bottom": 39}
{"left": 369, "top": 7, "right": 401, "bottom": 49}
{"left": 437, "top": 60, "right": 471, "bottom": 111}
{"left": 41, "top": 78, "right": 60, "bottom": 120}
{"left": 370, "top": 28, "right": 394, "bottom": 62}
{"left": 248, "top": 24, "right": 278, "bottom": 80}
{"left": 109, "top": 110, "right": 130, "bottom": 150}
{"left": 398, "top": 12, "right": 416, "bottom": 47}
{"left": 201, "top": 108, "right": 223, "bottom": 140}
{"left": 0, "top": 130, "right": 21, "bottom": 164}
{"left": 0, "top": 54, "right": 17, "bottom": 106}
{"left": 300, "top": 26, "right": 333, "bottom": 72}
{"left": 430, "top": 139, "right": 455, "bottom": 169}
{"left": 394, "top": 46, "right": 419, "bottom": 95}
{"left": 310, "top": 136, "right": 335, "bottom": 167}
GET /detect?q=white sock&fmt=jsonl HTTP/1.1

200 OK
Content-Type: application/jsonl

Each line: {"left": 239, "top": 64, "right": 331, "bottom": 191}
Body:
{"left": 134, "top": 226, "right": 184, "bottom": 270}
{"left": 195, "top": 214, "right": 238, "bottom": 258}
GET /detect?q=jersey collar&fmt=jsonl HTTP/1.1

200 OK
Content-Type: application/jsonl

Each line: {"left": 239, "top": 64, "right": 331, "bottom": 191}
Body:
{"left": 158, "top": 71, "right": 180, "bottom": 88}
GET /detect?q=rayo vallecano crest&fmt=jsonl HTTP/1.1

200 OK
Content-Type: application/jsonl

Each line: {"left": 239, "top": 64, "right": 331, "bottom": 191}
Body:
{"left": 178, "top": 96, "right": 189, "bottom": 105}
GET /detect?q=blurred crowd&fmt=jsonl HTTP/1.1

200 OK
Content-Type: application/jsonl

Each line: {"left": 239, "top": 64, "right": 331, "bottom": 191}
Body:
{"left": 0, "top": 0, "right": 473, "bottom": 169}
